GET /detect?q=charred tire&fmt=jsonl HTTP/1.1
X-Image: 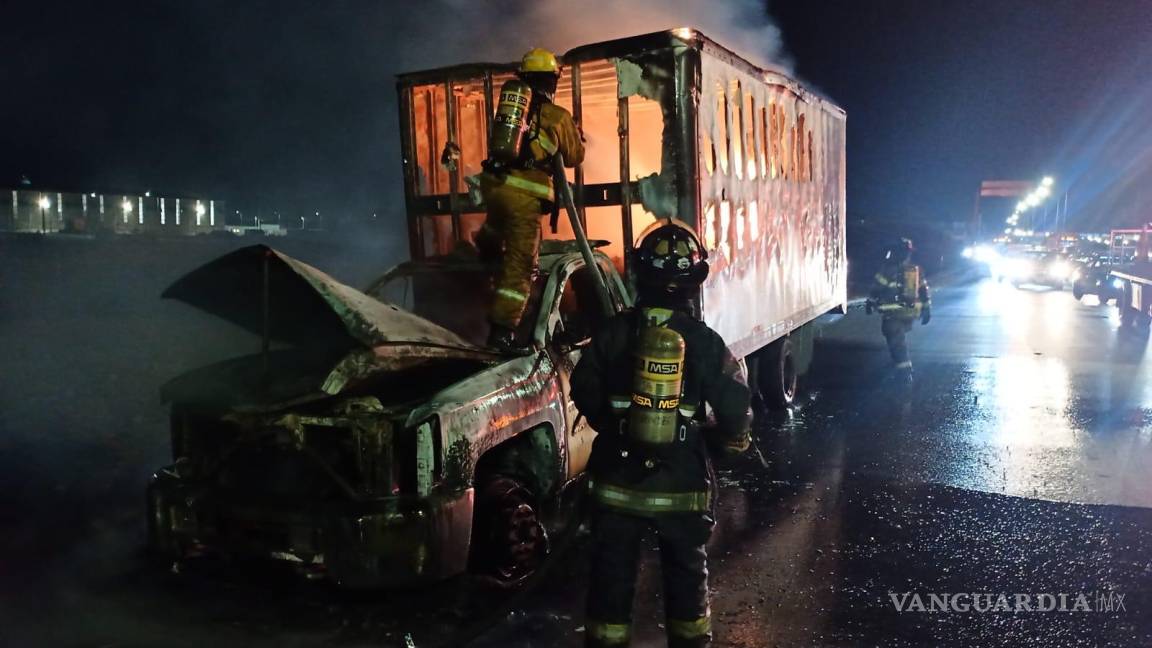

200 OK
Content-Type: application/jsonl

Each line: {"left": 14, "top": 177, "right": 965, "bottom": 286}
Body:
{"left": 759, "top": 337, "right": 798, "bottom": 410}
{"left": 471, "top": 475, "right": 548, "bottom": 587}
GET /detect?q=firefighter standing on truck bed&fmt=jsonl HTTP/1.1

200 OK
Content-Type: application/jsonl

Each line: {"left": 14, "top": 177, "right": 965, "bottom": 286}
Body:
{"left": 475, "top": 47, "right": 584, "bottom": 352}
{"left": 870, "top": 238, "right": 931, "bottom": 382}
{"left": 571, "top": 222, "right": 753, "bottom": 648}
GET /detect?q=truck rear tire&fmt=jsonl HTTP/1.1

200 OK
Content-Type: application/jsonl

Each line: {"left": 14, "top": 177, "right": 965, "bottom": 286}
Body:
{"left": 759, "top": 337, "right": 798, "bottom": 410}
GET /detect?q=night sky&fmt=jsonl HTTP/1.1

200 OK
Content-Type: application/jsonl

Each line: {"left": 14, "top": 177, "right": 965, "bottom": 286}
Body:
{"left": 3, "top": 0, "right": 1150, "bottom": 232}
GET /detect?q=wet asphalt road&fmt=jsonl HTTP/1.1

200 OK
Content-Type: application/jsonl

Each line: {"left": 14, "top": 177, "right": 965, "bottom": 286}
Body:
{"left": 466, "top": 278, "right": 1152, "bottom": 648}
{"left": 4, "top": 272, "right": 1152, "bottom": 647}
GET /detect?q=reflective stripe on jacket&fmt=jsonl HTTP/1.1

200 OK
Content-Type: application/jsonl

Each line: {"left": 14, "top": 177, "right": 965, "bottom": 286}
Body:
{"left": 591, "top": 480, "right": 711, "bottom": 515}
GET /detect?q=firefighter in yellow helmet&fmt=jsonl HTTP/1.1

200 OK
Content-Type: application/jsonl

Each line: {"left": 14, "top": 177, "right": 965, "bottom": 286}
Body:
{"left": 476, "top": 47, "right": 585, "bottom": 352}
{"left": 571, "top": 223, "right": 752, "bottom": 648}
{"left": 869, "top": 238, "right": 931, "bottom": 382}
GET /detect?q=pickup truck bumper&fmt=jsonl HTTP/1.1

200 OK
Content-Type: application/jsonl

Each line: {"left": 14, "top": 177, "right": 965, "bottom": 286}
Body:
{"left": 148, "top": 472, "right": 475, "bottom": 588}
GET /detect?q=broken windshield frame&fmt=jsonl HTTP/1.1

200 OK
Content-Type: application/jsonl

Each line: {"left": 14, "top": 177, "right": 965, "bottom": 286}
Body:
{"left": 365, "top": 263, "right": 546, "bottom": 348}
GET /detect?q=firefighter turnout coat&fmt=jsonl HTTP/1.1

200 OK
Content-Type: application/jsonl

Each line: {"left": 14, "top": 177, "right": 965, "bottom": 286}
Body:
{"left": 571, "top": 307, "right": 752, "bottom": 516}
{"left": 871, "top": 261, "right": 930, "bottom": 320}
{"left": 480, "top": 102, "right": 584, "bottom": 330}
{"left": 871, "top": 261, "right": 931, "bottom": 370}
{"left": 572, "top": 306, "right": 751, "bottom": 647}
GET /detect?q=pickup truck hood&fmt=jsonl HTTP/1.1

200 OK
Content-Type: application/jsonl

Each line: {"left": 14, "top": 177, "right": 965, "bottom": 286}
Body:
{"left": 164, "top": 245, "right": 488, "bottom": 354}
{"left": 162, "top": 245, "right": 498, "bottom": 409}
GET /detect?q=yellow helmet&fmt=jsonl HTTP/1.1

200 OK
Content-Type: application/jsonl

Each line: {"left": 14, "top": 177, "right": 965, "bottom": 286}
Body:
{"left": 520, "top": 47, "right": 560, "bottom": 75}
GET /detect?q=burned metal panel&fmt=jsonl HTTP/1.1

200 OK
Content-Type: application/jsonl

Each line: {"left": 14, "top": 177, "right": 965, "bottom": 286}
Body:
{"left": 675, "top": 44, "right": 702, "bottom": 231}
{"left": 322, "top": 489, "right": 475, "bottom": 587}
{"left": 396, "top": 63, "right": 517, "bottom": 89}
{"left": 695, "top": 50, "right": 848, "bottom": 359}
{"left": 405, "top": 350, "right": 567, "bottom": 489}
{"left": 610, "top": 42, "right": 695, "bottom": 269}
{"left": 563, "top": 29, "right": 692, "bottom": 66}
{"left": 396, "top": 255, "right": 605, "bottom": 493}
{"left": 397, "top": 84, "right": 422, "bottom": 259}
{"left": 164, "top": 245, "right": 490, "bottom": 353}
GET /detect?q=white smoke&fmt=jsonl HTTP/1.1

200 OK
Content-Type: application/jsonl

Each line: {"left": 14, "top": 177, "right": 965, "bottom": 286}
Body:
{"left": 387, "top": 0, "right": 791, "bottom": 71}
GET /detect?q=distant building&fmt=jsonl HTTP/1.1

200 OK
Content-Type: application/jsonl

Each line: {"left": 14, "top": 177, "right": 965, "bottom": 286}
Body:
{"left": 225, "top": 223, "right": 288, "bottom": 237}
{"left": 2, "top": 188, "right": 226, "bottom": 235}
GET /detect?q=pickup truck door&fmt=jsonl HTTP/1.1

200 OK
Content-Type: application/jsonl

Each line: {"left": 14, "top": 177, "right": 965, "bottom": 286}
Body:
{"left": 550, "top": 261, "right": 620, "bottom": 480}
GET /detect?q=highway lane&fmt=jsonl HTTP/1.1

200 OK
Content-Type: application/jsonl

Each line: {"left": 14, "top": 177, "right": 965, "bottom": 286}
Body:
{"left": 3, "top": 272, "right": 1150, "bottom": 647}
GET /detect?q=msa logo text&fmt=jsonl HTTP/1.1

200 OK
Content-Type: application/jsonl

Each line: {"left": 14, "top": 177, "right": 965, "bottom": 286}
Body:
{"left": 646, "top": 361, "right": 680, "bottom": 375}
{"left": 632, "top": 394, "right": 680, "bottom": 410}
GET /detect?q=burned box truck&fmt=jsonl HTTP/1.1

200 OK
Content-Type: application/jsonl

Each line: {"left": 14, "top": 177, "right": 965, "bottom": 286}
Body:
{"left": 147, "top": 29, "right": 845, "bottom": 589}
{"left": 402, "top": 28, "right": 846, "bottom": 404}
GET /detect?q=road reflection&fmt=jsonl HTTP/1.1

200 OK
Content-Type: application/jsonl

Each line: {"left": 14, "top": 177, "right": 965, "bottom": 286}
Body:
{"left": 944, "top": 281, "right": 1152, "bottom": 505}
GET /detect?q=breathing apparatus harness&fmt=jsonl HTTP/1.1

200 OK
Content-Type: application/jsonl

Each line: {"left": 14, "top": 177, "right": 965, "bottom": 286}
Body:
{"left": 609, "top": 222, "right": 713, "bottom": 473}
{"left": 606, "top": 307, "right": 700, "bottom": 474}
{"left": 481, "top": 78, "right": 562, "bottom": 229}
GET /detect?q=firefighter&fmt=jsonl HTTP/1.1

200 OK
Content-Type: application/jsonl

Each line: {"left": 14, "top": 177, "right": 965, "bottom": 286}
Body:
{"left": 476, "top": 47, "right": 585, "bottom": 351}
{"left": 571, "top": 222, "right": 753, "bottom": 648}
{"left": 870, "top": 238, "right": 931, "bottom": 381}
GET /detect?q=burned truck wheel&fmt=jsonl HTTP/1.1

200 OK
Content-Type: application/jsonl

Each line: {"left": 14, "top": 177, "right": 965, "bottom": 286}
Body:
{"left": 471, "top": 475, "right": 549, "bottom": 587}
{"left": 760, "top": 337, "right": 798, "bottom": 410}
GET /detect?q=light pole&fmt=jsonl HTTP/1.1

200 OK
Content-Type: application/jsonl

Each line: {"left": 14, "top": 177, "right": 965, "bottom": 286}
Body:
{"left": 38, "top": 196, "right": 51, "bottom": 234}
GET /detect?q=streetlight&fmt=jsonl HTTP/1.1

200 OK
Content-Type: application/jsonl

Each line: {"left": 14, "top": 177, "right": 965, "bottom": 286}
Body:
{"left": 122, "top": 199, "right": 133, "bottom": 224}
{"left": 1042, "top": 176, "right": 1054, "bottom": 187}
{"left": 38, "top": 196, "right": 51, "bottom": 233}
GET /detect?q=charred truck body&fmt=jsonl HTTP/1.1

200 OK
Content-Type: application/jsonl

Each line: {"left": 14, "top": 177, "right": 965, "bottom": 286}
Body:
{"left": 402, "top": 28, "right": 846, "bottom": 405}
{"left": 148, "top": 29, "right": 846, "bottom": 588}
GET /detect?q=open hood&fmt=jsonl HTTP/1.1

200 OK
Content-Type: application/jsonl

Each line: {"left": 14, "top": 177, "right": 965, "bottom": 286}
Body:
{"left": 164, "top": 245, "right": 490, "bottom": 356}
{"left": 162, "top": 246, "right": 500, "bottom": 409}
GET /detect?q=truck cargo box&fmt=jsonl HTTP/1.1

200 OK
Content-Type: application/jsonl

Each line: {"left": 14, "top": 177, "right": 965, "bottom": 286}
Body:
{"left": 396, "top": 28, "right": 846, "bottom": 360}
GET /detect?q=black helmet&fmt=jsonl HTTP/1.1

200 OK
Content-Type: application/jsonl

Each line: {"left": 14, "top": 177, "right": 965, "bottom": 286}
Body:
{"left": 885, "top": 237, "right": 914, "bottom": 261}
{"left": 635, "top": 222, "right": 710, "bottom": 290}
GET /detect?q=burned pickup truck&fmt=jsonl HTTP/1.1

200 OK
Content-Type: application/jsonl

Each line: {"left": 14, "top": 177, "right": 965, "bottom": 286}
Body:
{"left": 149, "top": 241, "right": 629, "bottom": 587}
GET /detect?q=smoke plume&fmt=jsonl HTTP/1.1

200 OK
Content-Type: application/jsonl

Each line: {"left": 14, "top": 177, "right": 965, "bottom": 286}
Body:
{"left": 387, "top": 0, "right": 791, "bottom": 71}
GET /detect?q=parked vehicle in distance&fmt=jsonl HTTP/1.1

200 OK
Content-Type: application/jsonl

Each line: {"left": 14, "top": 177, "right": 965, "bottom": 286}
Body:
{"left": 998, "top": 250, "right": 1073, "bottom": 289}
{"left": 1108, "top": 224, "right": 1152, "bottom": 331}
{"left": 1072, "top": 257, "right": 1123, "bottom": 304}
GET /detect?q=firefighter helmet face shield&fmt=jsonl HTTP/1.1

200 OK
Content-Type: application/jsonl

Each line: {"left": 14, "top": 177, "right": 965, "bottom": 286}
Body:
{"left": 635, "top": 222, "right": 710, "bottom": 292}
